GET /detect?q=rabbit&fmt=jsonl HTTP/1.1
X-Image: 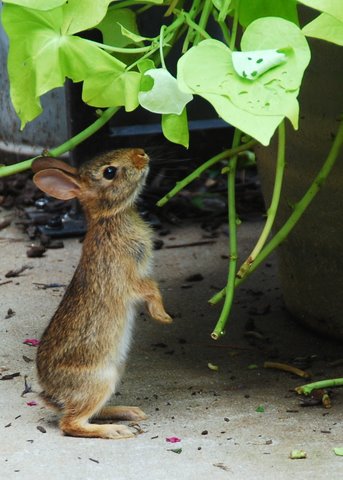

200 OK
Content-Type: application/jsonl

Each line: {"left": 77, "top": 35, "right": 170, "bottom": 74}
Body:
{"left": 31, "top": 148, "right": 172, "bottom": 439}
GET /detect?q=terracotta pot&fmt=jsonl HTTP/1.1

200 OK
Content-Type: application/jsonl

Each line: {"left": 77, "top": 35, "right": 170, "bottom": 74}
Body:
{"left": 257, "top": 39, "right": 343, "bottom": 340}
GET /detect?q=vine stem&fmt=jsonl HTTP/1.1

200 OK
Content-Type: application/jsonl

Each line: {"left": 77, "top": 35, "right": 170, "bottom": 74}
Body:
{"left": 295, "top": 378, "right": 343, "bottom": 396}
{"left": 182, "top": 11, "right": 212, "bottom": 40}
{"left": 211, "top": 129, "right": 241, "bottom": 340}
{"left": 218, "top": 0, "right": 232, "bottom": 23}
{"left": 182, "top": 0, "right": 203, "bottom": 53}
{"left": 0, "top": 107, "right": 118, "bottom": 178}
{"left": 229, "top": 0, "right": 240, "bottom": 50}
{"left": 209, "top": 116, "right": 343, "bottom": 305}
{"left": 156, "top": 138, "right": 257, "bottom": 207}
{"left": 159, "top": 25, "right": 167, "bottom": 69}
{"left": 213, "top": 10, "right": 231, "bottom": 46}
{"left": 193, "top": 0, "right": 213, "bottom": 45}
{"left": 236, "top": 121, "right": 286, "bottom": 279}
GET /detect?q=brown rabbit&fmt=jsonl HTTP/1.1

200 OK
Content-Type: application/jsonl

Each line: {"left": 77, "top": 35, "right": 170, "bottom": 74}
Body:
{"left": 32, "top": 148, "right": 172, "bottom": 439}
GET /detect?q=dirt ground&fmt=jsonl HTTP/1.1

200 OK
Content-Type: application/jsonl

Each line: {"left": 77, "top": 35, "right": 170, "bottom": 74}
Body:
{"left": 0, "top": 218, "right": 342, "bottom": 480}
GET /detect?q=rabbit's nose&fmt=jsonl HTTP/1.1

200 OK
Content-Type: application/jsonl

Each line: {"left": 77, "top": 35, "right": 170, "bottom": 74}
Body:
{"left": 132, "top": 149, "right": 149, "bottom": 170}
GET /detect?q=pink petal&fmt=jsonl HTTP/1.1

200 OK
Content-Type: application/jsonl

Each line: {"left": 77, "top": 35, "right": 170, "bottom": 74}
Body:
{"left": 23, "top": 338, "right": 40, "bottom": 347}
{"left": 26, "top": 401, "right": 38, "bottom": 406}
{"left": 166, "top": 437, "right": 181, "bottom": 443}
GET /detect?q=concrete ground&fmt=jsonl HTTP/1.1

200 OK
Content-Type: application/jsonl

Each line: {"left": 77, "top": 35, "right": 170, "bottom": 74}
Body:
{"left": 0, "top": 215, "right": 342, "bottom": 480}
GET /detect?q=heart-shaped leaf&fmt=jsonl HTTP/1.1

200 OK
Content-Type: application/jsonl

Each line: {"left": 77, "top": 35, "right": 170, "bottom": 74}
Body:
{"left": 2, "top": 2, "right": 131, "bottom": 127}
{"left": 177, "top": 18, "right": 310, "bottom": 145}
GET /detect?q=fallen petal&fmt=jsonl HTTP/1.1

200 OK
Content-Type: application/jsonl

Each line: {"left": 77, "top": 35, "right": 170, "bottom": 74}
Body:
{"left": 26, "top": 401, "right": 38, "bottom": 406}
{"left": 23, "top": 339, "right": 40, "bottom": 347}
{"left": 166, "top": 436, "right": 181, "bottom": 443}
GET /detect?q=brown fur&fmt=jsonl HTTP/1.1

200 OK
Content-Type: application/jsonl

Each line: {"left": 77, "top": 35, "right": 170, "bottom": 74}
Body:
{"left": 33, "top": 149, "right": 172, "bottom": 439}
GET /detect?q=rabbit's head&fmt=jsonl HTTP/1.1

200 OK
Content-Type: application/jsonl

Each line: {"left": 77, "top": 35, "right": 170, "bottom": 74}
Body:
{"left": 32, "top": 149, "right": 149, "bottom": 218}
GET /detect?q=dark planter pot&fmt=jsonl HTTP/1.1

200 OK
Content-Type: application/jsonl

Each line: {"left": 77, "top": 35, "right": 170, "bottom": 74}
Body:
{"left": 257, "top": 39, "right": 343, "bottom": 340}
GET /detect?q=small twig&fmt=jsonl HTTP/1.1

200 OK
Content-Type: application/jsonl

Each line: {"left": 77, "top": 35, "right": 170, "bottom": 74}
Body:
{"left": 0, "top": 280, "right": 13, "bottom": 287}
{"left": 264, "top": 361, "right": 311, "bottom": 379}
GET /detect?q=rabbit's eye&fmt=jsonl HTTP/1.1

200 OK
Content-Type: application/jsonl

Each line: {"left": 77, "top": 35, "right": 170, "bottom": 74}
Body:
{"left": 103, "top": 166, "right": 117, "bottom": 180}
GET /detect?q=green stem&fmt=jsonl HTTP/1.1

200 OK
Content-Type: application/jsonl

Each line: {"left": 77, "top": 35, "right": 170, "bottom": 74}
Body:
{"left": 295, "top": 378, "right": 343, "bottom": 396}
{"left": 0, "top": 107, "right": 118, "bottom": 178}
{"left": 181, "top": 0, "right": 204, "bottom": 52}
{"left": 156, "top": 139, "right": 257, "bottom": 207}
{"left": 213, "top": 10, "right": 231, "bottom": 46}
{"left": 87, "top": 39, "right": 154, "bottom": 54}
{"left": 230, "top": 0, "right": 240, "bottom": 50}
{"left": 211, "top": 129, "right": 241, "bottom": 340}
{"left": 209, "top": 116, "right": 343, "bottom": 305}
{"left": 237, "top": 121, "right": 286, "bottom": 279}
{"left": 182, "top": 11, "right": 212, "bottom": 41}
{"left": 218, "top": 0, "right": 232, "bottom": 23}
{"left": 164, "top": 0, "right": 183, "bottom": 17}
{"left": 159, "top": 25, "right": 167, "bottom": 69}
{"left": 193, "top": 0, "right": 213, "bottom": 45}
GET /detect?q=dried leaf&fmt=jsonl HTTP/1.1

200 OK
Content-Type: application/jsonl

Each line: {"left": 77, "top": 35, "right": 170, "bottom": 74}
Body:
{"left": 5, "top": 265, "right": 33, "bottom": 278}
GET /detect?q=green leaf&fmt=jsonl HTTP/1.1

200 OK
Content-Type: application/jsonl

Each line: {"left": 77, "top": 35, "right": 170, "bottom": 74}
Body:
{"left": 96, "top": 7, "right": 143, "bottom": 48}
{"left": 240, "top": 18, "right": 310, "bottom": 91}
{"left": 82, "top": 71, "right": 141, "bottom": 111}
{"left": 302, "top": 13, "right": 343, "bottom": 45}
{"left": 139, "top": 68, "right": 193, "bottom": 115}
{"left": 2, "top": 0, "right": 66, "bottom": 9}
{"left": 61, "top": 0, "right": 114, "bottom": 35}
{"left": 334, "top": 448, "right": 343, "bottom": 456}
{"left": 202, "top": 92, "right": 286, "bottom": 145}
{"left": 238, "top": 0, "right": 299, "bottom": 27}
{"left": 177, "top": 19, "right": 310, "bottom": 145}
{"left": 298, "top": 0, "right": 343, "bottom": 22}
{"left": 137, "top": 59, "right": 155, "bottom": 74}
{"left": 162, "top": 109, "right": 190, "bottom": 148}
{"left": 2, "top": 3, "right": 127, "bottom": 127}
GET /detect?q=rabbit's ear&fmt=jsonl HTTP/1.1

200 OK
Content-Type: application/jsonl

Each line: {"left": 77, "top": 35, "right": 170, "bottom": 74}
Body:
{"left": 33, "top": 169, "right": 81, "bottom": 200}
{"left": 32, "top": 157, "right": 77, "bottom": 175}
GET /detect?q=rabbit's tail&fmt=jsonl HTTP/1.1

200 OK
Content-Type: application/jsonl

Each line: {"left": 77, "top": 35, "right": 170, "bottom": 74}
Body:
{"left": 40, "top": 391, "right": 64, "bottom": 412}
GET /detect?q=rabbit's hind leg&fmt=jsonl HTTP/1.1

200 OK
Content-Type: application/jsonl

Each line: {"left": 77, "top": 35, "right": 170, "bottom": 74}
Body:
{"left": 60, "top": 397, "right": 134, "bottom": 439}
{"left": 96, "top": 405, "right": 147, "bottom": 421}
